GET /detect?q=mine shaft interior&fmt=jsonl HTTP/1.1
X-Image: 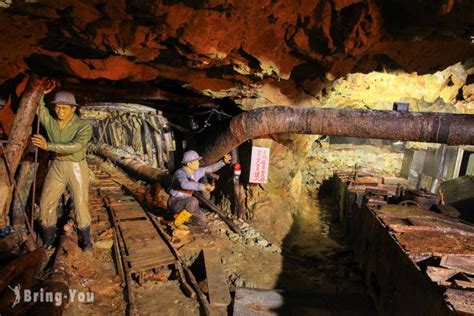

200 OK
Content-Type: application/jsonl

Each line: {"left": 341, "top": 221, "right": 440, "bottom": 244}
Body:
{"left": 0, "top": 1, "right": 473, "bottom": 315}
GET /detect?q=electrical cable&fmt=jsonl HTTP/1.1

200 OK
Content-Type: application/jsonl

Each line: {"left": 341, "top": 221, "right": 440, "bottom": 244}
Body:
{"left": 166, "top": 109, "right": 232, "bottom": 134}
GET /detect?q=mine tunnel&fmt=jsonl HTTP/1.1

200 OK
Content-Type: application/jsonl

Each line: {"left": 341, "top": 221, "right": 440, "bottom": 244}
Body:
{"left": 0, "top": 1, "right": 473, "bottom": 315}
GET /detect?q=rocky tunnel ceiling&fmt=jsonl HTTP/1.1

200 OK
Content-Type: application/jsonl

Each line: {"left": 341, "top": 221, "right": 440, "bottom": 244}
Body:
{"left": 0, "top": 0, "right": 473, "bottom": 103}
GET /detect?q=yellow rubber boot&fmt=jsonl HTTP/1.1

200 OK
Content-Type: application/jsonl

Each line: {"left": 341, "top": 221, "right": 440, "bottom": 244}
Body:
{"left": 174, "top": 209, "right": 192, "bottom": 230}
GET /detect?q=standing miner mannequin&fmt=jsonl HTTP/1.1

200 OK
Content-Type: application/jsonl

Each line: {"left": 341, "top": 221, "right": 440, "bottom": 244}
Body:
{"left": 31, "top": 84, "right": 93, "bottom": 251}
{"left": 169, "top": 150, "right": 231, "bottom": 227}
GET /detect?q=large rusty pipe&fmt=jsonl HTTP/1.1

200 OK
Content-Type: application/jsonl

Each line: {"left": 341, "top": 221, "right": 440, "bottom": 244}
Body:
{"left": 201, "top": 107, "right": 474, "bottom": 164}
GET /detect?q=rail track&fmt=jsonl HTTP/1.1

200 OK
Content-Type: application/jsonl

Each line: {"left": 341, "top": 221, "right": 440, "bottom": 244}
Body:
{"left": 88, "top": 161, "right": 211, "bottom": 316}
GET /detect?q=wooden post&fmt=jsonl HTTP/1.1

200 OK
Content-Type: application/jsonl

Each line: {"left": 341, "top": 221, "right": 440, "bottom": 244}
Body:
{"left": 12, "top": 159, "right": 36, "bottom": 229}
{"left": 0, "top": 248, "right": 47, "bottom": 314}
{"left": 233, "top": 180, "right": 246, "bottom": 219}
{"left": 230, "top": 148, "right": 246, "bottom": 219}
{"left": 0, "top": 160, "right": 11, "bottom": 227}
{"left": 141, "top": 114, "right": 156, "bottom": 168}
{"left": 28, "top": 232, "right": 77, "bottom": 315}
{"left": 0, "top": 75, "right": 46, "bottom": 227}
{"left": 4, "top": 75, "right": 45, "bottom": 178}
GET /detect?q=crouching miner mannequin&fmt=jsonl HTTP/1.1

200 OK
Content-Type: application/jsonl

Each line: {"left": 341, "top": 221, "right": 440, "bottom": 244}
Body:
{"left": 32, "top": 85, "right": 93, "bottom": 251}
{"left": 168, "top": 150, "right": 231, "bottom": 227}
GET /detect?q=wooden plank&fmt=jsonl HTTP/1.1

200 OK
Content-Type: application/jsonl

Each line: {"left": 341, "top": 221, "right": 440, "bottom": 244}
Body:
{"left": 106, "top": 197, "right": 136, "bottom": 203}
{"left": 129, "top": 257, "right": 175, "bottom": 269}
{"left": 440, "top": 176, "right": 474, "bottom": 205}
{"left": 100, "top": 184, "right": 123, "bottom": 191}
{"left": 118, "top": 229, "right": 157, "bottom": 238}
{"left": 126, "top": 251, "right": 174, "bottom": 262}
{"left": 120, "top": 232, "right": 157, "bottom": 240}
{"left": 124, "top": 239, "right": 168, "bottom": 249}
{"left": 125, "top": 243, "right": 168, "bottom": 254}
{"left": 124, "top": 242, "right": 169, "bottom": 253}
{"left": 108, "top": 202, "right": 139, "bottom": 209}
{"left": 128, "top": 254, "right": 175, "bottom": 267}
{"left": 233, "top": 288, "right": 284, "bottom": 315}
{"left": 440, "top": 255, "right": 474, "bottom": 275}
{"left": 107, "top": 196, "right": 136, "bottom": 201}
{"left": 115, "top": 211, "right": 147, "bottom": 220}
{"left": 125, "top": 249, "right": 170, "bottom": 262}
{"left": 120, "top": 226, "right": 155, "bottom": 234}
{"left": 129, "top": 258, "right": 175, "bottom": 273}
{"left": 119, "top": 228, "right": 156, "bottom": 236}
{"left": 119, "top": 223, "right": 155, "bottom": 230}
{"left": 426, "top": 266, "right": 458, "bottom": 283}
{"left": 125, "top": 240, "right": 165, "bottom": 253}
{"left": 203, "top": 248, "right": 231, "bottom": 307}
{"left": 111, "top": 205, "right": 142, "bottom": 211}
{"left": 233, "top": 288, "right": 375, "bottom": 316}
{"left": 112, "top": 208, "right": 144, "bottom": 214}
{"left": 113, "top": 208, "right": 145, "bottom": 216}
{"left": 119, "top": 221, "right": 155, "bottom": 230}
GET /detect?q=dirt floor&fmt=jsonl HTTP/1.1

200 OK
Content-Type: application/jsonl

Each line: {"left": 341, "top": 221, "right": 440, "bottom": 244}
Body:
{"left": 58, "top": 157, "right": 372, "bottom": 315}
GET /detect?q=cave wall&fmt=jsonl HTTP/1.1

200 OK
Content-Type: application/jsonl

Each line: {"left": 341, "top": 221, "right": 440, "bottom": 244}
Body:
{"left": 0, "top": 0, "right": 473, "bottom": 103}
{"left": 0, "top": 1, "right": 473, "bottom": 243}
{"left": 246, "top": 62, "right": 473, "bottom": 245}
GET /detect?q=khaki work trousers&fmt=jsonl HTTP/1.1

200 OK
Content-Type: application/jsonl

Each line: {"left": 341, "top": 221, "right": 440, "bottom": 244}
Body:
{"left": 40, "top": 160, "right": 90, "bottom": 229}
{"left": 168, "top": 196, "right": 207, "bottom": 226}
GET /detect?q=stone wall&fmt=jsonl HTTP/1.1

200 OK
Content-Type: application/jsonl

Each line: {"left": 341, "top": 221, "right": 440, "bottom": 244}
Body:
{"left": 245, "top": 62, "right": 473, "bottom": 245}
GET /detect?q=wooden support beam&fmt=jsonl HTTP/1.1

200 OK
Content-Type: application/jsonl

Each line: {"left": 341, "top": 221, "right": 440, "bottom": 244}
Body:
{"left": 4, "top": 75, "right": 45, "bottom": 178}
{"left": 29, "top": 232, "right": 77, "bottom": 315}
{"left": 203, "top": 248, "right": 231, "bottom": 307}
{"left": 12, "top": 159, "right": 36, "bottom": 229}
{"left": 0, "top": 160, "right": 12, "bottom": 227}
{"left": 0, "top": 249, "right": 47, "bottom": 314}
{"left": 0, "top": 75, "right": 46, "bottom": 227}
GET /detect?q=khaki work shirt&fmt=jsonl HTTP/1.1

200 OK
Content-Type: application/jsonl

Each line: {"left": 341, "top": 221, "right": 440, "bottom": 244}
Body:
{"left": 38, "top": 98, "right": 92, "bottom": 162}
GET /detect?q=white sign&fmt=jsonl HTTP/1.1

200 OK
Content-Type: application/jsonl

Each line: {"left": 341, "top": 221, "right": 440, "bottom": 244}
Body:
{"left": 249, "top": 146, "right": 270, "bottom": 183}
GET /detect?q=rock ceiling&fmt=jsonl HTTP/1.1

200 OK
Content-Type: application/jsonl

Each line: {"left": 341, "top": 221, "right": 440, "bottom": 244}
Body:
{"left": 0, "top": 0, "right": 473, "bottom": 102}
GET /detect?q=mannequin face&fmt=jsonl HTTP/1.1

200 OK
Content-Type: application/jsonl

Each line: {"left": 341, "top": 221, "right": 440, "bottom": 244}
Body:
{"left": 54, "top": 104, "right": 76, "bottom": 122}
{"left": 186, "top": 160, "right": 200, "bottom": 171}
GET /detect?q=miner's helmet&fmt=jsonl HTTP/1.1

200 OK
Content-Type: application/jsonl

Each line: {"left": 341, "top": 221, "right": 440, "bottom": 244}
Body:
{"left": 50, "top": 91, "right": 79, "bottom": 106}
{"left": 182, "top": 150, "right": 202, "bottom": 164}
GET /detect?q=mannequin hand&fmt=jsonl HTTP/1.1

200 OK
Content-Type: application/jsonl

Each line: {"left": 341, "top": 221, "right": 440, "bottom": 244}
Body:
{"left": 32, "top": 134, "right": 47, "bottom": 150}
{"left": 223, "top": 154, "right": 232, "bottom": 164}
{"left": 44, "top": 80, "right": 57, "bottom": 94}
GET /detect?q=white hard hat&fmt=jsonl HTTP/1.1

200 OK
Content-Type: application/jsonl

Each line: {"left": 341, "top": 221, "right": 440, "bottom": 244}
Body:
{"left": 182, "top": 150, "right": 202, "bottom": 163}
{"left": 51, "top": 91, "right": 79, "bottom": 106}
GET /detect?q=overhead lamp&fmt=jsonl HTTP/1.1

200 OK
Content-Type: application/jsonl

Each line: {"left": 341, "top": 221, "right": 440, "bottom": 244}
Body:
{"left": 393, "top": 102, "right": 409, "bottom": 112}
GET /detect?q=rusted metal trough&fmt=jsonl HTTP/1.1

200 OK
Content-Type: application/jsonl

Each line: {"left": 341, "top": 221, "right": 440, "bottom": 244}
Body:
{"left": 334, "top": 171, "right": 474, "bottom": 315}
